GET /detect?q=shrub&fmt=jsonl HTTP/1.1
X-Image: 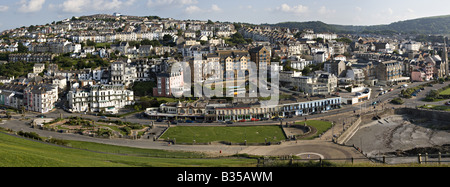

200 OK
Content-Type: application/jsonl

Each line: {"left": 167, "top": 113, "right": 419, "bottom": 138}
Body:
{"left": 120, "top": 126, "right": 132, "bottom": 135}
{"left": 46, "top": 138, "right": 70, "bottom": 146}
{"left": 391, "top": 97, "right": 404, "bottom": 105}
{"left": 17, "top": 131, "right": 43, "bottom": 141}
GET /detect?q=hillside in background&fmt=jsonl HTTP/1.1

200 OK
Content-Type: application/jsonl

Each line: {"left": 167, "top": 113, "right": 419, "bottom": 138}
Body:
{"left": 268, "top": 15, "right": 450, "bottom": 35}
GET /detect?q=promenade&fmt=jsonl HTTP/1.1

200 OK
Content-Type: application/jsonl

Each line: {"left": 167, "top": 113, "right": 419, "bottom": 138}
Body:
{"left": 2, "top": 80, "right": 448, "bottom": 162}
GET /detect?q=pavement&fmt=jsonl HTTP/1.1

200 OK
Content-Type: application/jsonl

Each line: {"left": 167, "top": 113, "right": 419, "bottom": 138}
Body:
{"left": 2, "top": 80, "right": 448, "bottom": 161}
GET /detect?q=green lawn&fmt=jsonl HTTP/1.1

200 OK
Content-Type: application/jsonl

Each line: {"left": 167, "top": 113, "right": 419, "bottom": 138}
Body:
{"left": 0, "top": 132, "right": 257, "bottom": 167}
{"left": 439, "top": 87, "right": 450, "bottom": 96}
{"left": 419, "top": 104, "right": 450, "bottom": 111}
{"left": 295, "top": 120, "right": 333, "bottom": 139}
{"left": 160, "top": 126, "right": 286, "bottom": 144}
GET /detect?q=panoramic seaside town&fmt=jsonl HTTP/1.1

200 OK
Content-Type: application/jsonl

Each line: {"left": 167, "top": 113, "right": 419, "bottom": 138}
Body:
{"left": 1, "top": 13, "right": 443, "bottom": 118}
{"left": 0, "top": 0, "right": 450, "bottom": 170}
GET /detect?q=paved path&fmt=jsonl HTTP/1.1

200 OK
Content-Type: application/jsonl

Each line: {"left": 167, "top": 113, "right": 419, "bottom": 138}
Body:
{"left": 0, "top": 116, "right": 368, "bottom": 162}
{"left": 239, "top": 140, "right": 367, "bottom": 161}
{"left": 3, "top": 81, "right": 445, "bottom": 160}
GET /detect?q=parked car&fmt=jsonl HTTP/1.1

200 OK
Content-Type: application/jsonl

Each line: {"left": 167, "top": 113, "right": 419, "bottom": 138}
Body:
{"left": 238, "top": 119, "right": 246, "bottom": 122}
{"left": 170, "top": 120, "right": 178, "bottom": 125}
{"left": 185, "top": 120, "right": 194, "bottom": 123}
{"left": 156, "top": 118, "right": 163, "bottom": 122}
{"left": 251, "top": 118, "right": 259, "bottom": 121}
{"left": 226, "top": 121, "right": 233, "bottom": 124}
{"left": 36, "top": 115, "right": 46, "bottom": 118}
{"left": 445, "top": 101, "right": 450, "bottom": 106}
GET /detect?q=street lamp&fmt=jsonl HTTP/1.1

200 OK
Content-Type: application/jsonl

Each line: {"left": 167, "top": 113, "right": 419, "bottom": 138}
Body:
{"left": 331, "top": 121, "right": 334, "bottom": 140}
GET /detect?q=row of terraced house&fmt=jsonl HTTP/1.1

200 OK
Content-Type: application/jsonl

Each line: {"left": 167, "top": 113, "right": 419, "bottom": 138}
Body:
{"left": 145, "top": 96, "right": 342, "bottom": 122}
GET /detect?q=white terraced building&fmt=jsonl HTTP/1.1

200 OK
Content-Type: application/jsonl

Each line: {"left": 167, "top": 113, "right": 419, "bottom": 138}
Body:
{"left": 68, "top": 84, "right": 134, "bottom": 114}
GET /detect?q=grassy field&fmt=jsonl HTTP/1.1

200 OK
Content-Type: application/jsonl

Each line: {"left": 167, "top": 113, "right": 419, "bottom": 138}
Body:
{"left": 295, "top": 120, "right": 333, "bottom": 139}
{"left": 160, "top": 126, "right": 286, "bottom": 144}
{"left": 0, "top": 132, "right": 257, "bottom": 167}
{"left": 439, "top": 87, "right": 450, "bottom": 95}
{"left": 419, "top": 104, "right": 450, "bottom": 111}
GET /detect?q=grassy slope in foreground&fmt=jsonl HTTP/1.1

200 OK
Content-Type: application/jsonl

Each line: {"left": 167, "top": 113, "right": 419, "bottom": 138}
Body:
{"left": 0, "top": 132, "right": 257, "bottom": 167}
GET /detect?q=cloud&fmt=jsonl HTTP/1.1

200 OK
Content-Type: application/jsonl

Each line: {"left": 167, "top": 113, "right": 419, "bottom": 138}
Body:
{"left": 276, "top": 3, "right": 308, "bottom": 14}
{"left": 60, "top": 0, "right": 89, "bottom": 13}
{"left": 355, "top": 6, "right": 362, "bottom": 12}
{"left": 147, "top": 0, "right": 198, "bottom": 8}
{"left": 211, "top": 4, "right": 222, "bottom": 12}
{"left": 126, "top": 0, "right": 137, "bottom": 5}
{"left": 318, "top": 6, "right": 336, "bottom": 15}
{"left": 93, "top": 0, "right": 125, "bottom": 10}
{"left": 58, "top": 0, "right": 135, "bottom": 13}
{"left": 184, "top": 4, "right": 222, "bottom": 14}
{"left": 387, "top": 8, "right": 393, "bottom": 15}
{"left": 184, "top": 5, "right": 202, "bottom": 14}
{"left": 18, "top": 0, "right": 45, "bottom": 13}
{"left": 0, "top": 5, "right": 9, "bottom": 12}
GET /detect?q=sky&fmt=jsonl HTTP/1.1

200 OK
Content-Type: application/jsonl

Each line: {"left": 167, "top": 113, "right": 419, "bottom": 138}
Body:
{"left": 1, "top": 0, "right": 450, "bottom": 32}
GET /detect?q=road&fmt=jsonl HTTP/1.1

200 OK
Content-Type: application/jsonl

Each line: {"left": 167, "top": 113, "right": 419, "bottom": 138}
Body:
{"left": 2, "top": 80, "right": 447, "bottom": 159}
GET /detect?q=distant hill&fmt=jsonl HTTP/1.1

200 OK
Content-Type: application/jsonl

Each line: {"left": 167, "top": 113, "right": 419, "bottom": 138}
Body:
{"left": 267, "top": 15, "right": 450, "bottom": 35}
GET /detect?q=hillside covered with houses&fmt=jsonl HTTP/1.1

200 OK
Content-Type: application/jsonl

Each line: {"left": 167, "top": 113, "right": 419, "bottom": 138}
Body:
{"left": 0, "top": 13, "right": 448, "bottom": 122}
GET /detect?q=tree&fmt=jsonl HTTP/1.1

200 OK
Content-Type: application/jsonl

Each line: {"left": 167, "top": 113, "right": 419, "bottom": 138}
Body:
{"left": 18, "top": 42, "right": 28, "bottom": 53}
{"left": 163, "top": 34, "right": 173, "bottom": 43}
{"left": 225, "top": 32, "right": 249, "bottom": 46}
{"left": 335, "top": 37, "right": 352, "bottom": 44}
{"left": 428, "top": 89, "right": 440, "bottom": 99}
{"left": 141, "top": 39, "right": 152, "bottom": 45}
{"left": 86, "top": 39, "right": 95, "bottom": 47}
{"left": 390, "top": 97, "right": 404, "bottom": 105}
{"left": 233, "top": 23, "right": 242, "bottom": 30}
{"left": 302, "top": 66, "right": 311, "bottom": 75}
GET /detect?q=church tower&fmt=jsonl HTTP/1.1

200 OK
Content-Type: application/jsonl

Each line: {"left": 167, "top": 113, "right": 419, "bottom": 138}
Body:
{"left": 444, "top": 36, "right": 449, "bottom": 77}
